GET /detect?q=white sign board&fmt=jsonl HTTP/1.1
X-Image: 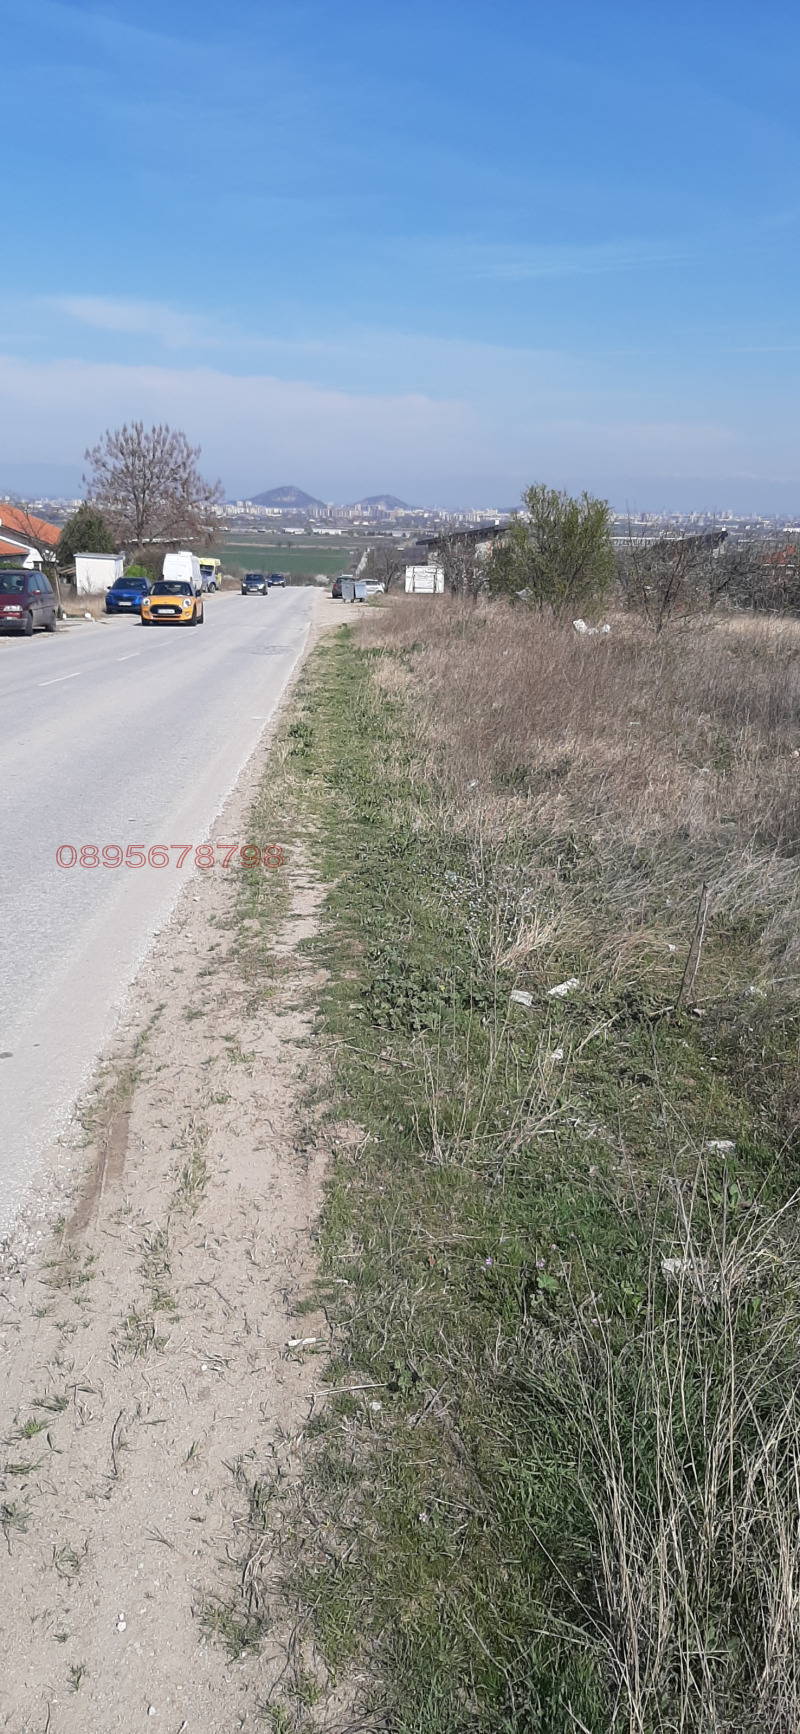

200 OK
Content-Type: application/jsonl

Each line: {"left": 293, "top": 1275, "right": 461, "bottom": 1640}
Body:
{"left": 405, "top": 564, "right": 444, "bottom": 594}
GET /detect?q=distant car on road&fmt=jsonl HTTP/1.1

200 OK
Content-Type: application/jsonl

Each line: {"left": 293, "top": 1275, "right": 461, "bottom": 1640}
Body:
{"left": 0, "top": 567, "right": 57, "bottom": 635}
{"left": 242, "top": 572, "right": 268, "bottom": 594}
{"left": 331, "top": 576, "right": 345, "bottom": 599}
{"left": 141, "top": 580, "right": 204, "bottom": 627}
{"left": 266, "top": 572, "right": 286, "bottom": 588}
{"left": 106, "top": 574, "right": 151, "bottom": 615}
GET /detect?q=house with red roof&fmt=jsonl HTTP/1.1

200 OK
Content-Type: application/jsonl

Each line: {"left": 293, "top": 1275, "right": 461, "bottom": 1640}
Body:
{"left": 0, "top": 502, "right": 61, "bottom": 568}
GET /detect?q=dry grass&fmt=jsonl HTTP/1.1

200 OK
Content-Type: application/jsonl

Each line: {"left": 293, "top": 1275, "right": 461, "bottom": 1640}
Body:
{"left": 358, "top": 600, "right": 800, "bottom": 851}
{"left": 542, "top": 1161, "right": 800, "bottom": 1734}
{"left": 356, "top": 600, "right": 800, "bottom": 991}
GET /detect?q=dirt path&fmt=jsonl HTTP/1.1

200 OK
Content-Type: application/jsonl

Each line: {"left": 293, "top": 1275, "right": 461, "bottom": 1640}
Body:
{"left": 0, "top": 601, "right": 337, "bottom": 1732}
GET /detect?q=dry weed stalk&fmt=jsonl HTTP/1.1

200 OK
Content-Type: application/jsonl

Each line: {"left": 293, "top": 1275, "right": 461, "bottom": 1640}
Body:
{"left": 558, "top": 1163, "right": 800, "bottom": 1733}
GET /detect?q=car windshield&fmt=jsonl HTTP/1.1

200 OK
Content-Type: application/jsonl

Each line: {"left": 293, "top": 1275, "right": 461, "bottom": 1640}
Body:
{"left": 0, "top": 574, "right": 26, "bottom": 593}
{"left": 152, "top": 581, "right": 191, "bottom": 596}
{"left": 114, "top": 577, "right": 146, "bottom": 588}
{"left": 199, "top": 564, "right": 213, "bottom": 575}
{"left": 245, "top": 573, "right": 263, "bottom": 581}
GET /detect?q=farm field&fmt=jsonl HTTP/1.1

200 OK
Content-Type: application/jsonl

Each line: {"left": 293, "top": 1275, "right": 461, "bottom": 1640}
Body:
{"left": 212, "top": 537, "right": 358, "bottom": 578}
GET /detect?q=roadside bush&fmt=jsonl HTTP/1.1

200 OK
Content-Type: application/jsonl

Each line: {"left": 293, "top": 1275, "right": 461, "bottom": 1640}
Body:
{"left": 490, "top": 483, "right": 614, "bottom": 616}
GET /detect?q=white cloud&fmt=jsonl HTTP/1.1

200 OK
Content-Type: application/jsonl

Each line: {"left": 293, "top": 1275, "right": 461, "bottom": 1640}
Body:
{"left": 54, "top": 297, "right": 220, "bottom": 349}
{"left": 0, "top": 349, "right": 784, "bottom": 505}
{"left": 0, "top": 354, "right": 480, "bottom": 494}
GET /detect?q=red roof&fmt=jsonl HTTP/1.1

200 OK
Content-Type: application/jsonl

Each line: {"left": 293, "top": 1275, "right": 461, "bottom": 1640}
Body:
{"left": 0, "top": 503, "right": 60, "bottom": 546}
{"left": 0, "top": 538, "right": 29, "bottom": 559}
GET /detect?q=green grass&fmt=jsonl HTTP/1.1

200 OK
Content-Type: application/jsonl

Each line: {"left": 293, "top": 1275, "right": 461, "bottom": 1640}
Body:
{"left": 213, "top": 539, "right": 356, "bottom": 578}
{"left": 212, "top": 625, "right": 800, "bottom": 1732}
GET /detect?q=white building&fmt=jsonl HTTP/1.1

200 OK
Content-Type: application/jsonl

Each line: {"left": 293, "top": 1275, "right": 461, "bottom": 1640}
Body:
{"left": 75, "top": 552, "right": 124, "bottom": 595}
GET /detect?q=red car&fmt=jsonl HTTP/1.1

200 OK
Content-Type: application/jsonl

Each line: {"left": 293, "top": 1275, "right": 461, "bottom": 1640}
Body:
{"left": 0, "top": 567, "right": 57, "bottom": 635}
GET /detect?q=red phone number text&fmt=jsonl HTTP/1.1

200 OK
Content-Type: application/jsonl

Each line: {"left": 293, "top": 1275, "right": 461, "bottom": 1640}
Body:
{"left": 56, "top": 843, "right": 285, "bottom": 870}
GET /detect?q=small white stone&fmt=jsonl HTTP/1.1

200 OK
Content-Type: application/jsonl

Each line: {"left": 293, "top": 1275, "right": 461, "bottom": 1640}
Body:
{"left": 116, "top": 1620, "right": 126, "bottom": 1632}
{"left": 148, "top": 1707, "right": 157, "bottom": 1717}
{"left": 192, "top": 1487, "right": 200, "bottom": 1495}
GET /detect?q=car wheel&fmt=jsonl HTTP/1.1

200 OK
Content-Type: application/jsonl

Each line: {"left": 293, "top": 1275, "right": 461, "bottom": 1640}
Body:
{"left": 24, "top": 610, "right": 34, "bottom": 636}
{"left": 191, "top": 606, "right": 198, "bottom": 625}
{"left": 199, "top": 606, "right": 205, "bottom": 624}
{"left": 45, "top": 611, "right": 56, "bottom": 632}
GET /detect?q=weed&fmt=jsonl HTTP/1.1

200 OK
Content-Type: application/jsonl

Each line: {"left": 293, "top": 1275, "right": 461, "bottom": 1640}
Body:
{"left": 120, "top": 1308, "right": 166, "bottom": 1358}
{"left": 173, "top": 1116, "right": 210, "bottom": 1214}
{"left": 32, "top": 1392, "right": 68, "bottom": 1413}
{"left": 53, "top": 1542, "right": 86, "bottom": 1581}
{"left": 140, "top": 1225, "right": 177, "bottom": 1314}
{"left": 200, "top": 1598, "right": 263, "bottom": 1660}
{"left": 1, "top": 1500, "right": 29, "bottom": 1545}
{"left": 68, "top": 1663, "right": 87, "bottom": 1693}
{"left": 13, "top": 1419, "right": 48, "bottom": 1441}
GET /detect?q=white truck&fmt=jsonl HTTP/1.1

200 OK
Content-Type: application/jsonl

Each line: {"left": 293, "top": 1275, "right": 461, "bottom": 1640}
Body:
{"left": 162, "top": 550, "right": 202, "bottom": 594}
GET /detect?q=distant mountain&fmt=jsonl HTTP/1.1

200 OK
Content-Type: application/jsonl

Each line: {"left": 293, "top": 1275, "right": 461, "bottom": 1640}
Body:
{"left": 249, "top": 485, "right": 325, "bottom": 509}
{"left": 355, "top": 494, "right": 410, "bottom": 510}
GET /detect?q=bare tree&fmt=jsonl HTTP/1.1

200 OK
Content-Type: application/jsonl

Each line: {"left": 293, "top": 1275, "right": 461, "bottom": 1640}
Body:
{"left": 616, "top": 520, "right": 731, "bottom": 632}
{"left": 436, "top": 530, "right": 485, "bottom": 598}
{"left": 84, "top": 423, "right": 224, "bottom": 552}
{"left": 362, "top": 542, "right": 407, "bottom": 593}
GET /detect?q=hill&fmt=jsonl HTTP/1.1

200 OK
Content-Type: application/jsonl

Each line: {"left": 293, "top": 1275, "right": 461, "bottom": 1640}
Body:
{"left": 355, "top": 494, "right": 410, "bottom": 510}
{"left": 249, "top": 485, "right": 325, "bottom": 509}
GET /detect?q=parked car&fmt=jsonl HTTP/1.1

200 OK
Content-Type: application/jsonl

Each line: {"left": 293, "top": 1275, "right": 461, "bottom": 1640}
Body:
{"left": 364, "top": 579, "right": 385, "bottom": 596}
{"left": 106, "top": 574, "right": 151, "bottom": 614}
{"left": 266, "top": 572, "right": 286, "bottom": 588}
{"left": 141, "top": 580, "right": 204, "bottom": 627}
{"left": 199, "top": 558, "right": 222, "bottom": 592}
{"left": 0, "top": 567, "right": 57, "bottom": 635}
{"left": 242, "top": 571, "right": 267, "bottom": 594}
{"left": 331, "top": 576, "right": 344, "bottom": 598}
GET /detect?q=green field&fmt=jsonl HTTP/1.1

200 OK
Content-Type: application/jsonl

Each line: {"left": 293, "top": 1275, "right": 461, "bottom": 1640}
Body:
{"left": 213, "top": 538, "right": 358, "bottom": 578}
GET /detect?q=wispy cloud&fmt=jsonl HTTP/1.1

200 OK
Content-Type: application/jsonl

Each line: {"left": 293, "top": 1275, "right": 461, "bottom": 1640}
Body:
{"left": 393, "top": 237, "right": 684, "bottom": 283}
{"left": 54, "top": 296, "right": 220, "bottom": 349}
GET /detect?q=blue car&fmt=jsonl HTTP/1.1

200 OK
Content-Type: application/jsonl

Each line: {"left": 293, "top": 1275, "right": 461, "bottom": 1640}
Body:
{"left": 106, "top": 574, "right": 152, "bottom": 614}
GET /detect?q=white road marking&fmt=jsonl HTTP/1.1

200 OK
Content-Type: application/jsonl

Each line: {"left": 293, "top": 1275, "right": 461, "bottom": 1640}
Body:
{"left": 39, "top": 672, "right": 82, "bottom": 687}
{"left": 117, "top": 653, "right": 140, "bottom": 662}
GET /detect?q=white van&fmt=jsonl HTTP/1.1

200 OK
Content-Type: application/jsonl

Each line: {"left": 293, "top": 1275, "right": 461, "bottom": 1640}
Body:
{"left": 162, "top": 550, "right": 202, "bottom": 594}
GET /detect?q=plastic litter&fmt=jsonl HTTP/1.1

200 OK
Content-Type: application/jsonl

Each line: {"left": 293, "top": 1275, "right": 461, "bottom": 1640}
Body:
{"left": 547, "top": 978, "right": 580, "bottom": 998}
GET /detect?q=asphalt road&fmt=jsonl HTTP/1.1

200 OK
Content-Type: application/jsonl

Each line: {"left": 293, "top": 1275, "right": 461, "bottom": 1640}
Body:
{"left": 0, "top": 587, "right": 317, "bottom": 1234}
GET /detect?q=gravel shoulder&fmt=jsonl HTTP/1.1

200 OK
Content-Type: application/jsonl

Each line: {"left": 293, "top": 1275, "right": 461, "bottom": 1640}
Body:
{"left": 0, "top": 600, "right": 339, "bottom": 1732}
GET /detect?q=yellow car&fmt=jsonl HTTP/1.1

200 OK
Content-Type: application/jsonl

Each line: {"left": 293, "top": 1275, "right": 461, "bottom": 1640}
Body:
{"left": 141, "top": 580, "right": 205, "bottom": 627}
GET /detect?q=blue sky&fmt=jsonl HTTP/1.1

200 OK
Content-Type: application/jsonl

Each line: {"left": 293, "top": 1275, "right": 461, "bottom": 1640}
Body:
{"left": 3, "top": 0, "right": 800, "bottom": 508}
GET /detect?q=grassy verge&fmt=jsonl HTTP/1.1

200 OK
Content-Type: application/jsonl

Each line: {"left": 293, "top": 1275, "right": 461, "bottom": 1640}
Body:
{"left": 232, "top": 607, "right": 800, "bottom": 1732}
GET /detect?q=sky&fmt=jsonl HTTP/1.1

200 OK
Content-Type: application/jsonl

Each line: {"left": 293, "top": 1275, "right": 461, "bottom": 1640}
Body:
{"left": 3, "top": 0, "right": 800, "bottom": 510}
